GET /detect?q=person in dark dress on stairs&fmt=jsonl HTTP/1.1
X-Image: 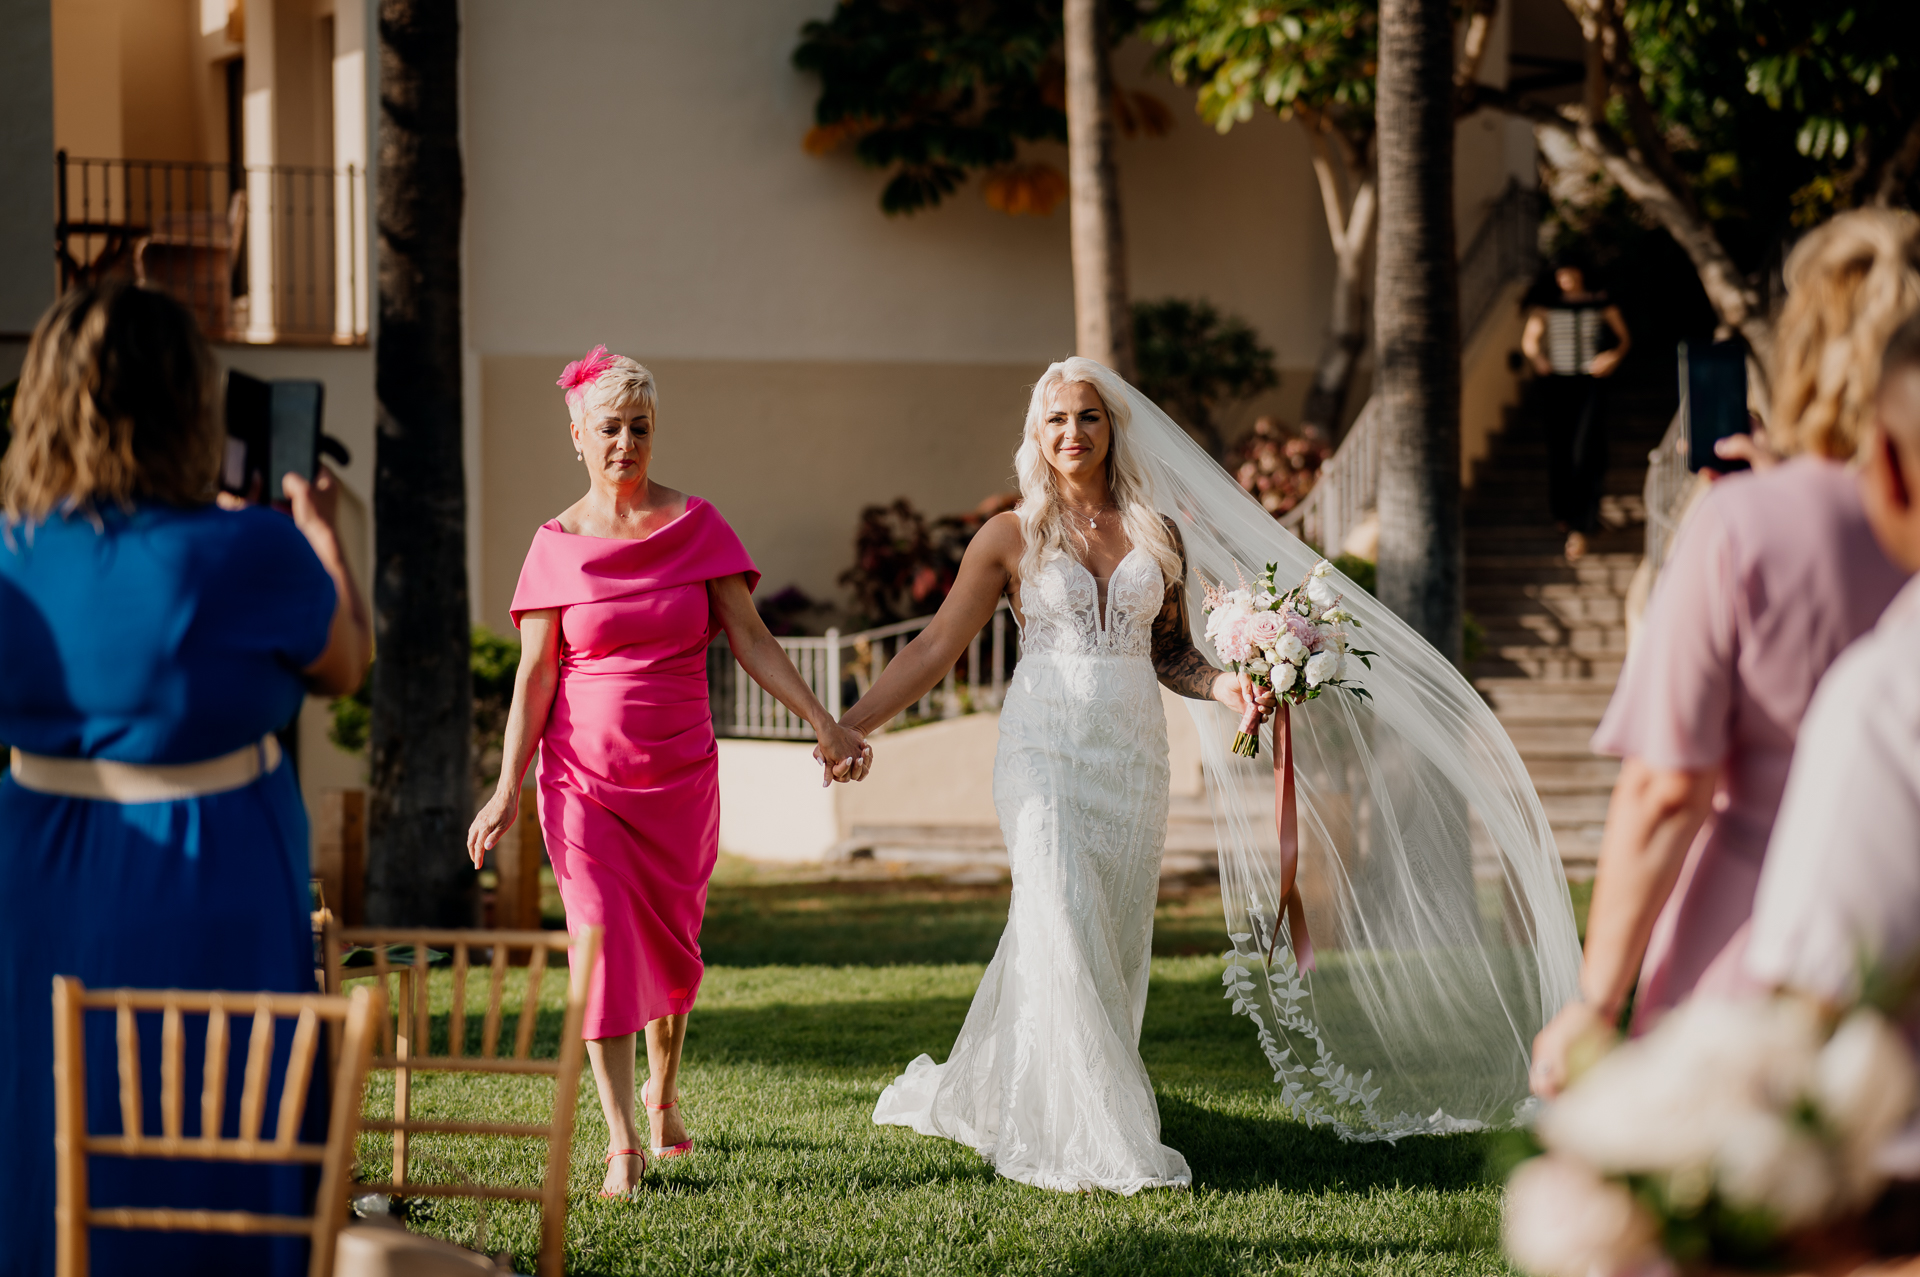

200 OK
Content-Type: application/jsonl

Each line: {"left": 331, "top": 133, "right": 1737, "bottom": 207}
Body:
{"left": 1522, "top": 255, "right": 1632, "bottom": 561}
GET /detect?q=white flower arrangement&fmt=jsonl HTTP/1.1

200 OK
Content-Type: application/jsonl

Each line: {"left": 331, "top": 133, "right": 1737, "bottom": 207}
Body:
{"left": 1504, "top": 996, "right": 1920, "bottom": 1277}
{"left": 1201, "top": 560, "right": 1372, "bottom": 757}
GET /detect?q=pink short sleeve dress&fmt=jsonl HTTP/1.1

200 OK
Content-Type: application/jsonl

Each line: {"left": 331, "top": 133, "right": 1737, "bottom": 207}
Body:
{"left": 509, "top": 497, "right": 758, "bottom": 1039}
{"left": 1591, "top": 457, "right": 1908, "bottom": 1030}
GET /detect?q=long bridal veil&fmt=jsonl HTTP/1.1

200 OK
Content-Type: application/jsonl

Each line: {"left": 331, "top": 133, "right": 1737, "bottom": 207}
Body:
{"left": 1064, "top": 357, "right": 1582, "bottom": 1141}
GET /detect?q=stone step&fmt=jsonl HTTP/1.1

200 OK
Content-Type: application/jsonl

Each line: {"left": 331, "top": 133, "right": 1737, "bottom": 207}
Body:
{"left": 1523, "top": 753, "right": 1621, "bottom": 787}
{"left": 1477, "top": 654, "right": 1625, "bottom": 682}
{"left": 1465, "top": 515, "right": 1646, "bottom": 542}
{"left": 1503, "top": 719, "right": 1607, "bottom": 751}
{"left": 1470, "top": 596, "right": 1627, "bottom": 630}
{"left": 1477, "top": 679, "right": 1619, "bottom": 718}
{"left": 1480, "top": 619, "right": 1629, "bottom": 649}
{"left": 1538, "top": 789, "right": 1612, "bottom": 824}
{"left": 1465, "top": 556, "right": 1641, "bottom": 587}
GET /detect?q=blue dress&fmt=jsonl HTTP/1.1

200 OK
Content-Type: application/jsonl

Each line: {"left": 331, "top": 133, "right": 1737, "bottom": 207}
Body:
{"left": 0, "top": 502, "right": 336, "bottom": 1277}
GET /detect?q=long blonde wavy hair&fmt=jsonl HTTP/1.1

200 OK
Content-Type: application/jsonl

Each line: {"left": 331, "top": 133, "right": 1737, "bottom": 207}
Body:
{"left": 1769, "top": 207, "right": 1920, "bottom": 460}
{"left": 1014, "top": 358, "right": 1182, "bottom": 590}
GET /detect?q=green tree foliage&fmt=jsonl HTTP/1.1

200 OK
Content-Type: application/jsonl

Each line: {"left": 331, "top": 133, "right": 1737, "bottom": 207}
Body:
{"left": 1149, "top": 0, "right": 1378, "bottom": 142}
{"left": 839, "top": 497, "right": 1012, "bottom": 625}
{"left": 793, "top": 0, "right": 1161, "bottom": 215}
{"left": 1624, "top": 1, "right": 1917, "bottom": 242}
{"left": 1131, "top": 298, "right": 1277, "bottom": 459}
{"left": 1487, "top": 0, "right": 1919, "bottom": 365}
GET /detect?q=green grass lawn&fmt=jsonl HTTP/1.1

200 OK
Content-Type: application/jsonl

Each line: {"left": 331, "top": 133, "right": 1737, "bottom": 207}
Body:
{"left": 371, "top": 863, "right": 1523, "bottom": 1275}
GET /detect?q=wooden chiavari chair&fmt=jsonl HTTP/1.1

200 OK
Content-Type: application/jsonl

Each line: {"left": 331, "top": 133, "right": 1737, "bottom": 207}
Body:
{"left": 321, "top": 925, "right": 602, "bottom": 1277}
{"left": 51, "top": 977, "right": 382, "bottom": 1277}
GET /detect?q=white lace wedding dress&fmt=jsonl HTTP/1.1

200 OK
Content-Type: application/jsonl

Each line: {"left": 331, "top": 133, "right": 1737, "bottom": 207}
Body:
{"left": 872, "top": 546, "right": 1192, "bottom": 1193}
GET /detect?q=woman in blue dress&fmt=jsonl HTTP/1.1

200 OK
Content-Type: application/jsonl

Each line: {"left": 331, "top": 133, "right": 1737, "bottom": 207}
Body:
{"left": 0, "top": 283, "right": 370, "bottom": 1276}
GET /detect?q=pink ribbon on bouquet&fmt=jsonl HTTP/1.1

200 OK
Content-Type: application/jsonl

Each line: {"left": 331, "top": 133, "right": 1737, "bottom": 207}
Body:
{"left": 1263, "top": 703, "right": 1316, "bottom": 973}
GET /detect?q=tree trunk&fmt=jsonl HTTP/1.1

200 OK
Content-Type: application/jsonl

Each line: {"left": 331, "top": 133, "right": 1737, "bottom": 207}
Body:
{"left": 1065, "top": 0, "right": 1134, "bottom": 380}
{"left": 368, "top": 0, "right": 475, "bottom": 926}
{"left": 1299, "top": 244, "right": 1370, "bottom": 437}
{"left": 1298, "top": 127, "right": 1377, "bottom": 437}
{"left": 1373, "top": 0, "right": 1462, "bottom": 664}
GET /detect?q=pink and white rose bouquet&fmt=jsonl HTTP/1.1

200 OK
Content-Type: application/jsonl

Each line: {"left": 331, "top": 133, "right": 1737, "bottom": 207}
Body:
{"left": 1201, "top": 559, "right": 1372, "bottom": 758}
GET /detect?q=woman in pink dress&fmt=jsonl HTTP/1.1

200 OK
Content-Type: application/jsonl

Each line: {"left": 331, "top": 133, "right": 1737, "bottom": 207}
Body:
{"left": 467, "top": 348, "right": 871, "bottom": 1196}
{"left": 1529, "top": 209, "right": 1920, "bottom": 1096}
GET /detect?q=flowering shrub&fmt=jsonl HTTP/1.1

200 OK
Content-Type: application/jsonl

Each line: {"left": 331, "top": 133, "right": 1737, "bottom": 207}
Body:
{"left": 1231, "top": 416, "right": 1332, "bottom": 516}
{"left": 839, "top": 494, "right": 1018, "bottom": 627}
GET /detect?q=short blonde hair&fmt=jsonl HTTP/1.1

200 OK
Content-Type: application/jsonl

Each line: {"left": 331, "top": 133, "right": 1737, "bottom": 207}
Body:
{"left": 3, "top": 282, "right": 220, "bottom": 521}
{"left": 1770, "top": 208, "right": 1920, "bottom": 461}
{"left": 567, "top": 356, "right": 657, "bottom": 425}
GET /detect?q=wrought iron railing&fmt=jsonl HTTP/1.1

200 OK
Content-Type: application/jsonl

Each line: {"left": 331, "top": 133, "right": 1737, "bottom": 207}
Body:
{"left": 55, "top": 152, "right": 367, "bottom": 346}
{"left": 1281, "top": 179, "right": 1541, "bottom": 555}
{"left": 710, "top": 600, "right": 1017, "bottom": 740}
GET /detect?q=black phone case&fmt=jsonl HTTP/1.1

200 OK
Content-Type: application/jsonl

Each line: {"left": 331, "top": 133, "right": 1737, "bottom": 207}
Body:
{"left": 1682, "top": 341, "right": 1750, "bottom": 473}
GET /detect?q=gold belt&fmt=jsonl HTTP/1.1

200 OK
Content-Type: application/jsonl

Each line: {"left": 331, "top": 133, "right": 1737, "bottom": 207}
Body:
{"left": 8, "top": 735, "right": 283, "bottom": 803}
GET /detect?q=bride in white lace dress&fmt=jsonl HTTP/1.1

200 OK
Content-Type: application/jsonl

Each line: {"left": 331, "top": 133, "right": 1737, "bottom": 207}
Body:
{"left": 829, "top": 366, "right": 1274, "bottom": 1193}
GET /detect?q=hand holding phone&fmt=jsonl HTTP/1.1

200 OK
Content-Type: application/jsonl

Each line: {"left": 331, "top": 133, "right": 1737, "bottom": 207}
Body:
{"left": 1682, "top": 341, "right": 1752, "bottom": 474}
{"left": 224, "top": 371, "right": 348, "bottom": 506}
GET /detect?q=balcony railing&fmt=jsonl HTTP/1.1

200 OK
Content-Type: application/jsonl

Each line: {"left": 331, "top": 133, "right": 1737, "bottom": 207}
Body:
{"left": 55, "top": 152, "right": 367, "bottom": 346}
{"left": 710, "top": 600, "right": 1018, "bottom": 739}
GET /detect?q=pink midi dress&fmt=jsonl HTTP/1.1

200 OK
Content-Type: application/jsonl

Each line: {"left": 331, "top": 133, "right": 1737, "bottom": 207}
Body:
{"left": 1591, "top": 457, "right": 1908, "bottom": 1031}
{"left": 509, "top": 497, "right": 758, "bottom": 1039}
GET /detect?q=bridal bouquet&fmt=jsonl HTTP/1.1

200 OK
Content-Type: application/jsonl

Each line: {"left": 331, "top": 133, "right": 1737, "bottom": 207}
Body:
{"left": 1504, "top": 996, "right": 1920, "bottom": 1277}
{"left": 1202, "top": 560, "right": 1372, "bottom": 758}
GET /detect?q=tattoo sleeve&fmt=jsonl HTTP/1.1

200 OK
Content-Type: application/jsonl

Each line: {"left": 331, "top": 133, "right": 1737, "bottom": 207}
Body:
{"left": 1150, "top": 523, "right": 1222, "bottom": 701}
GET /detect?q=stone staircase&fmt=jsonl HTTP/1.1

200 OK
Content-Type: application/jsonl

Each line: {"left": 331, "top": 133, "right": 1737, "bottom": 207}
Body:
{"left": 1465, "top": 364, "right": 1678, "bottom": 875}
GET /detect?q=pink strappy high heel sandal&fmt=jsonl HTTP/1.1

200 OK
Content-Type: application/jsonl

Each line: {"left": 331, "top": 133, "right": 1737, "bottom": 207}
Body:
{"left": 599, "top": 1147, "right": 648, "bottom": 1199}
{"left": 647, "top": 1098, "right": 693, "bottom": 1160}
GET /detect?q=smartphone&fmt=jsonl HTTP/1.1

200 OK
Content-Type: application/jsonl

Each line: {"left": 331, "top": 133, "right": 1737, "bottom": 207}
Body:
{"left": 223, "top": 371, "right": 341, "bottom": 500}
{"left": 1680, "top": 340, "right": 1750, "bottom": 473}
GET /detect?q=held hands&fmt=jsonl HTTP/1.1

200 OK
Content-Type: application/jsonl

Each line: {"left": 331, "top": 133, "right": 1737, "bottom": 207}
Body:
{"left": 1212, "top": 670, "right": 1277, "bottom": 725}
{"left": 812, "top": 722, "right": 874, "bottom": 788}
{"left": 466, "top": 785, "right": 521, "bottom": 870}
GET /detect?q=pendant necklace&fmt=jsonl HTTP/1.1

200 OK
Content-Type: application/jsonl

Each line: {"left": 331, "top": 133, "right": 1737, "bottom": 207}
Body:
{"left": 1067, "top": 502, "right": 1114, "bottom": 532}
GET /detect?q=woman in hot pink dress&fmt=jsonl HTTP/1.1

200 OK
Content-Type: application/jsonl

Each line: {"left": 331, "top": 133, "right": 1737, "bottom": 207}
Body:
{"left": 468, "top": 348, "right": 870, "bottom": 1197}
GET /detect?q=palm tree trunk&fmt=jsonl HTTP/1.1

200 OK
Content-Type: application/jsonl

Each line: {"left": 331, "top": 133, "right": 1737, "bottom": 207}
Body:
{"left": 1373, "top": 0, "right": 1461, "bottom": 663}
{"left": 368, "top": 0, "right": 475, "bottom": 926}
{"left": 1065, "top": 0, "right": 1134, "bottom": 380}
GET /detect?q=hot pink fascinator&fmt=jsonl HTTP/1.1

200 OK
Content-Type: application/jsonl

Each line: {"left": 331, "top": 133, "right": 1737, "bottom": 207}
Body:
{"left": 557, "top": 344, "right": 617, "bottom": 403}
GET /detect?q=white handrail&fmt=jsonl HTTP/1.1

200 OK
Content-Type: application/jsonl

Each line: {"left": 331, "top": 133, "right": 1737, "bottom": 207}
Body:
{"left": 710, "top": 599, "right": 1016, "bottom": 740}
{"left": 1280, "top": 397, "right": 1379, "bottom": 556}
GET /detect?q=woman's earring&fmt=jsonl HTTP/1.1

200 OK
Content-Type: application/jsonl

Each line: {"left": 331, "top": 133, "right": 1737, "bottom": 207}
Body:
{"left": 574, "top": 448, "right": 583, "bottom": 461}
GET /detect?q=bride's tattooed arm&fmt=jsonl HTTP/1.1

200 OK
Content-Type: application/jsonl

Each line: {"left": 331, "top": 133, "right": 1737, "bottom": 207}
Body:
{"left": 1150, "top": 523, "right": 1221, "bottom": 700}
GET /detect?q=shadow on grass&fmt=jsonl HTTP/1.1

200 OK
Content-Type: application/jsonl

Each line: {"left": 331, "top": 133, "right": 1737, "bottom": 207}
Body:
{"left": 1161, "top": 1092, "right": 1495, "bottom": 1195}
